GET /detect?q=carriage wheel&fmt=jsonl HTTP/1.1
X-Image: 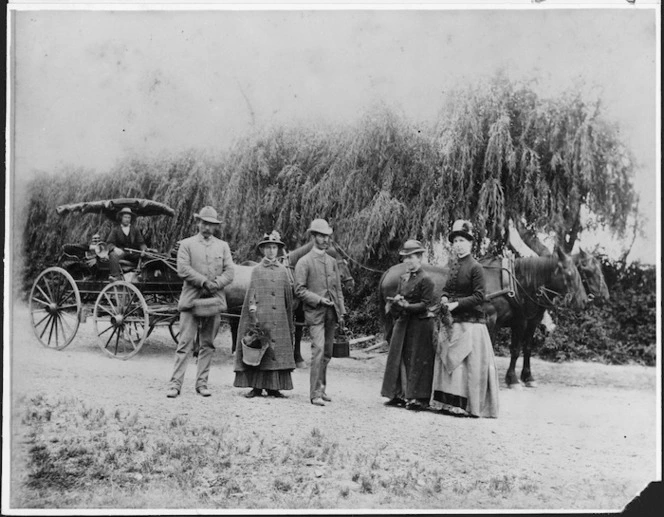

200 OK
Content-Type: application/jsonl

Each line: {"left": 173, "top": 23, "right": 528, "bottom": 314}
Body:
{"left": 29, "top": 267, "right": 81, "bottom": 350}
{"left": 93, "top": 281, "right": 149, "bottom": 360}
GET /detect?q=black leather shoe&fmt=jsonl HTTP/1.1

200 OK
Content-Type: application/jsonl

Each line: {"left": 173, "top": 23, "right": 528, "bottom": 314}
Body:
{"left": 244, "top": 388, "right": 263, "bottom": 398}
{"left": 267, "top": 390, "right": 286, "bottom": 398}
{"left": 405, "top": 402, "right": 425, "bottom": 411}
{"left": 384, "top": 398, "right": 405, "bottom": 407}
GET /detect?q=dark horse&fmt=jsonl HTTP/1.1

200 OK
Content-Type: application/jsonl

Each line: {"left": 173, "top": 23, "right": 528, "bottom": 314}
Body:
{"left": 480, "top": 248, "right": 588, "bottom": 387}
{"left": 379, "top": 246, "right": 594, "bottom": 388}
{"left": 226, "top": 240, "right": 355, "bottom": 364}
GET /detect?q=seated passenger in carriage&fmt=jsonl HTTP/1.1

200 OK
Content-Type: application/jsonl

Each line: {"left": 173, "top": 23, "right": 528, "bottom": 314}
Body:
{"left": 105, "top": 207, "right": 148, "bottom": 281}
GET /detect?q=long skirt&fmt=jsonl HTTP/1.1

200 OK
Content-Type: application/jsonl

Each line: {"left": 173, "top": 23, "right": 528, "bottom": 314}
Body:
{"left": 430, "top": 321, "right": 499, "bottom": 418}
{"left": 233, "top": 369, "right": 293, "bottom": 391}
{"left": 381, "top": 316, "right": 435, "bottom": 402}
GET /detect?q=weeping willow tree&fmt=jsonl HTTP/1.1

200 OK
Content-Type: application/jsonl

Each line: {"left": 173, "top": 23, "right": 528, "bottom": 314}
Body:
{"left": 22, "top": 73, "right": 638, "bottom": 295}
{"left": 436, "top": 73, "right": 637, "bottom": 252}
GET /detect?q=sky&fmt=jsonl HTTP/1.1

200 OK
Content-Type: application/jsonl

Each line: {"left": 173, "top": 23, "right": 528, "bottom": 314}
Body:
{"left": 8, "top": 6, "right": 659, "bottom": 263}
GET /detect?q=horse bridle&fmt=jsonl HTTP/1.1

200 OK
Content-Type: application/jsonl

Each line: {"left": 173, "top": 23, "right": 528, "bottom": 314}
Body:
{"left": 484, "top": 263, "right": 573, "bottom": 315}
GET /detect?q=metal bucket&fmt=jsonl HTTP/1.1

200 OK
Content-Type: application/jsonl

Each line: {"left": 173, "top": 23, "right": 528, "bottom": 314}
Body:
{"left": 332, "top": 337, "right": 350, "bottom": 358}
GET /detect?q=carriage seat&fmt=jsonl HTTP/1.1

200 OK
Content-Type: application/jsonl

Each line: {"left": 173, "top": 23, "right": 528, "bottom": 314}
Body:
{"left": 94, "top": 258, "right": 138, "bottom": 273}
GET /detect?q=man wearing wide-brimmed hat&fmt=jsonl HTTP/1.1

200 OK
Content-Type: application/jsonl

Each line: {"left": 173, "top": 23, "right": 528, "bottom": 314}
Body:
{"left": 166, "top": 206, "right": 235, "bottom": 399}
{"left": 105, "top": 207, "right": 148, "bottom": 281}
{"left": 294, "top": 218, "right": 346, "bottom": 406}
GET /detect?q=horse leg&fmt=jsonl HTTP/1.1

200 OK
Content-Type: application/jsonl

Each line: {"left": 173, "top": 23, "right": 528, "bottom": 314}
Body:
{"left": 293, "top": 305, "right": 306, "bottom": 368}
{"left": 506, "top": 324, "right": 524, "bottom": 389}
{"left": 521, "top": 320, "right": 540, "bottom": 388}
{"left": 229, "top": 316, "right": 239, "bottom": 354}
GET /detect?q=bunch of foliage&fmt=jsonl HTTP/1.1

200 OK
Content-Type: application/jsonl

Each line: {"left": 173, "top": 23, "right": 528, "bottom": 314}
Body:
{"left": 536, "top": 259, "right": 656, "bottom": 366}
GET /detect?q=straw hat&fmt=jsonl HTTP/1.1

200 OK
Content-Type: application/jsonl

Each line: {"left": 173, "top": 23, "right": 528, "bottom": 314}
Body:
{"left": 194, "top": 206, "right": 221, "bottom": 224}
{"left": 307, "top": 218, "right": 333, "bottom": 236}
{"left": 116, "top": 207, "right": 136, "bottom": 222}
{"left": 257, "top": 230, "right": 285, "bottom": 250}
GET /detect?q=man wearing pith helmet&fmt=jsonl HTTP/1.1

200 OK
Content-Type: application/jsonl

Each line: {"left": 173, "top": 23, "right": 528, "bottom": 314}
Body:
{"left": 166, "top": 206, "right": 235, "bottom": 399}
{"left": 294, "top": 218, "right": 346, "bottom": 406}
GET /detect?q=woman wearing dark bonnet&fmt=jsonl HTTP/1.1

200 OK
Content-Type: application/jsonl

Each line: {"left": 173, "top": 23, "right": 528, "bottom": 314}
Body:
{"left": 381, "top": 240, "right": 436, "bottom": 411}
{"left": 430, "top": 220, "right": 499, "bottom": 418}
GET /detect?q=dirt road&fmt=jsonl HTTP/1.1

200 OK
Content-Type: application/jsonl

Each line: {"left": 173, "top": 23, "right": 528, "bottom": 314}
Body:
{"left": 7, "top": 305, "right": 659, "bottom": 510}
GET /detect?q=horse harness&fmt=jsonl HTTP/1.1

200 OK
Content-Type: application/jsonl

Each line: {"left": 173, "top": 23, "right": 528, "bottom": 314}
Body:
{"left": 482, "top": 256, "right": 569, "bottom": 318}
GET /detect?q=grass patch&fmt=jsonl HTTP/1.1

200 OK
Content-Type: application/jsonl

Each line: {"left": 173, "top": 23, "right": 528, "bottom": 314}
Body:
{"left": 16, "top": 395, "right": 543, "bottom": 509}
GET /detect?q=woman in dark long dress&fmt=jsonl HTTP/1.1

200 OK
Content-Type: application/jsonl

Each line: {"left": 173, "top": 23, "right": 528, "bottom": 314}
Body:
{"left": 233, "top": 231, "right": 296, "bottom": 398}
{"left": 430, "top": 220, "right": 499, "bottom": 418}
{"left": 380, "top": 240, "right": 436, "bottom": 411}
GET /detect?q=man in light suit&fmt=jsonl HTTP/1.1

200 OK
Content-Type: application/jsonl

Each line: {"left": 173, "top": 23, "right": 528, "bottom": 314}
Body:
{"left": 294, "top": 219, "right": 346, "bottom": 406}
{"left": 166, "top": 206, "right": 235, "bottom": 399}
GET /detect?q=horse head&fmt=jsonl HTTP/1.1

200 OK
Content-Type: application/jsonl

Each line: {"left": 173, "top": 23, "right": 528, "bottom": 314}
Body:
{"left": 552, "top": 246, "right": 588, "bottom": 310}
{"left": 574, "top": 248, "right": 610, "bottom": 304}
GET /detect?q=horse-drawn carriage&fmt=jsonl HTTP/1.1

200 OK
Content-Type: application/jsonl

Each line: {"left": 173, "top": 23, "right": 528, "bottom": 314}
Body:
{"left": 29, "top": 198, "right": 190, "bottom": 359}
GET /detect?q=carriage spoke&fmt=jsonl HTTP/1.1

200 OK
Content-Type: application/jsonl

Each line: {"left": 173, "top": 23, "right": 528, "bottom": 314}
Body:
{"left": 54, "top": 315, "right": 61, "bottom": 347}
{"left": 103, "top": 292, "right": 118, "bottom": 313}
{"left": 96, "top": 303, "right": 116, "bottom": 318}
{"left": 98, "top": 323, "right": 115, "bottom": 337}
{"left": 59, "top": 289, "right": 77, "bottom": 306}
{"left": 47, "top": 315, "right": 56, "bottom": 345}
{"left": 125, "top": 327, "right": 138, "bottom": 349}
{"left": 33, "top": 311, "right": 51, "bottom": 329}
{"left": 36, "top": 285, "right": 51, "bottom": 304}
{"left": 31, "top": 296, "right": 50, "bottom": 307}
{"left": 59, "top": 303, "right": 80, "bottom": 312}
{"left": 114, "top": 329, "right": 121, "bottom": 355}
{"left": 58, "top": 313, "right": 74, "bottom": 335}
{"left": 51, "top": 278, "right": 63, "bottom": 304}
{"left": 104, "top": 325, "right": 119, "bottom": 349}
{"left": 123, "top": 304, "right": 142, "bottom": 319}
{"left": 43, "top": 277, "right": 55, "bottom": 304}
{"left": 38, "top": 315, "right": 54, "bottom": 339}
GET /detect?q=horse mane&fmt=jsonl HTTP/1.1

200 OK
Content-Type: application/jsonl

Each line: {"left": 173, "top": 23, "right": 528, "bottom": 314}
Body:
{"left": 514, "top": 256, "right": 558, "bottom": 290}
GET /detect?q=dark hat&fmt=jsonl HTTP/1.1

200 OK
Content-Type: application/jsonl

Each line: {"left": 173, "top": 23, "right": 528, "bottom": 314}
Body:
{"left": 257, "top": 230, "right": 285, "bottom": 250}
{"left": 307, "top": 218, "right": 333, "bottom": 236}
{"left": 399, "top": 239, "right": 426, "bottom": 256}
{"left": 194, "top": 206, "right": 221, "bottom": 224}
{"left": 116, "top": 207, "right": 136, "bottom": 222}
{"left": 449, "top": 220, "right": 474, "bottom": 242}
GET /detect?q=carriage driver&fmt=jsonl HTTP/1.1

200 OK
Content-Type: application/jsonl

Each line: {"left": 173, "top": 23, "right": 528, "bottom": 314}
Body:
{"left": 105, "top": 207, "right": 148, "bottom": 282}
{"left": 166, "top": 206, "right": 235, "bottom": 398}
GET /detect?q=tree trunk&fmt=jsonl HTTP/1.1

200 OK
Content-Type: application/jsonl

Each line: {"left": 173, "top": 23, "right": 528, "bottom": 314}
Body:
{"left": 514, "top": 218, "right": 551, "bottom": 256}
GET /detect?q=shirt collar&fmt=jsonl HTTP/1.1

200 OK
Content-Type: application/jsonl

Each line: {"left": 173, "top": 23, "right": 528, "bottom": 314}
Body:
{"left": 312, "top": 247, "right": 326, "bottom": 256}
{"left": 262, "top": 257, "right": 280, "bottom": 267}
